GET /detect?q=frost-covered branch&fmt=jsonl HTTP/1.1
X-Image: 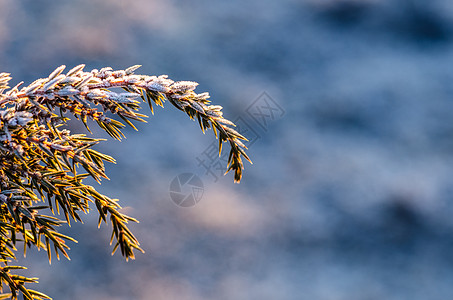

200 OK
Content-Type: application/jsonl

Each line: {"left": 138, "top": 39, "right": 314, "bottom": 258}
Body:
{"left": 0, "top": 65, "right": 250, "bottom": 299}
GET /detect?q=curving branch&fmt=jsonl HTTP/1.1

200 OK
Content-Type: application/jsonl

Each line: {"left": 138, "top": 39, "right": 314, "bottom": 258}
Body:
{"left": 0, "top": 65, "right": 250, "bottom": 299}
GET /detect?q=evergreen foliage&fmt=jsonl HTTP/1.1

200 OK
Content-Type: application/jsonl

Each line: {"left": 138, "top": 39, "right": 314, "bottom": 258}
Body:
{"left": 0, "top": 65, "right": 250, "bottom": 299}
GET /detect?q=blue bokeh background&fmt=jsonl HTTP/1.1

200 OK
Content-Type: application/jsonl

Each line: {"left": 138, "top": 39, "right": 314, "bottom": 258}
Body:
{"left": 3, "top": 0, "right": 453, "bottom": 299}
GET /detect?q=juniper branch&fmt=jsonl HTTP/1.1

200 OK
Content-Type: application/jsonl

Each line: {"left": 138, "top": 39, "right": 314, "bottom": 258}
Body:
{"left": 0, "top": 65, "right": 251, "bottom": 299}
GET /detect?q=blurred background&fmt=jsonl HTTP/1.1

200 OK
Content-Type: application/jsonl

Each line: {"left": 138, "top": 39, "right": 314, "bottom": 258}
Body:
{"left": 3, "top": 0, "right": 453, "bottom": 299}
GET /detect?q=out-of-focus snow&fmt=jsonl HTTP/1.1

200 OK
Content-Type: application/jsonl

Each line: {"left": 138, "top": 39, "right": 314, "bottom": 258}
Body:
{"left": 5, "top": 0, "right": 453, "bottom": 299}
